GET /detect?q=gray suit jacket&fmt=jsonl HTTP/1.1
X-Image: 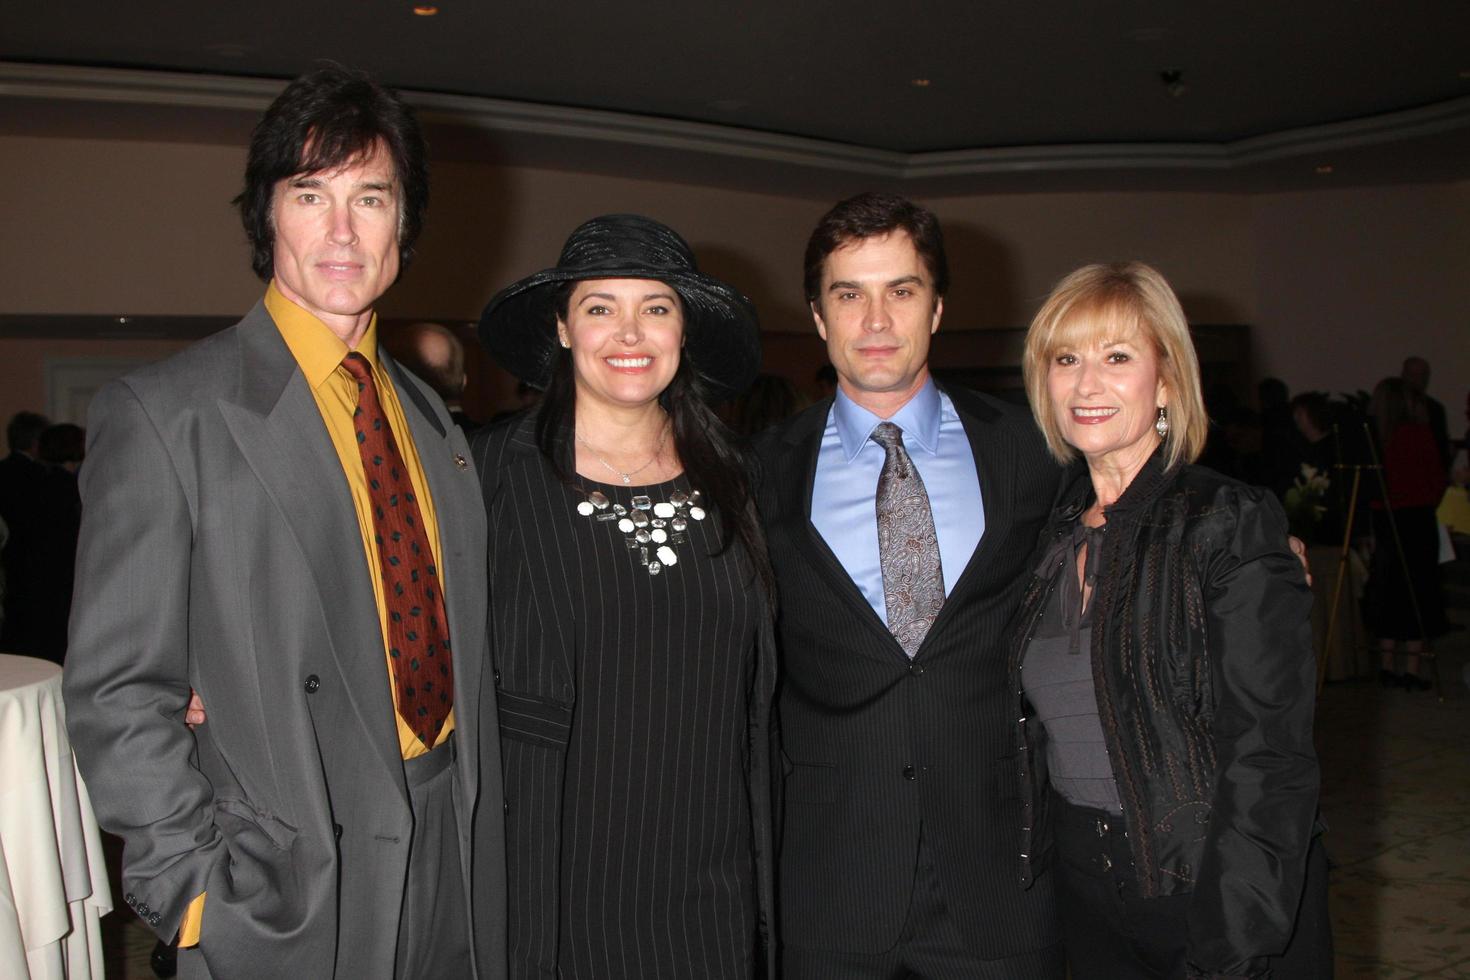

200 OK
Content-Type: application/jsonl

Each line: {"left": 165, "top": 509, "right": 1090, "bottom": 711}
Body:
{"left": 63, "top": 302, "right": 507, "bottom": 979}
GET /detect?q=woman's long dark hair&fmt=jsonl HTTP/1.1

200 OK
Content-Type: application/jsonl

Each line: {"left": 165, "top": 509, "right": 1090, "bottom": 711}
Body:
{"left": 534, "top": 289, "right": 775, "bottom": 601}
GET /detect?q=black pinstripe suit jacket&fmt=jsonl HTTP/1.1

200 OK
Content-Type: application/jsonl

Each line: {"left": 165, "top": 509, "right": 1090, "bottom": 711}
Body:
{"left": 756, "top": 383, "right": 1063, "bottom": 959}
{"left": 470, "top": 413, "right": 779, "bottom": 979}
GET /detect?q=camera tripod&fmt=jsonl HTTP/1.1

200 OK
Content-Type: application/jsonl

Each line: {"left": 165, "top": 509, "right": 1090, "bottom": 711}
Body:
{"left": 1320, "top": 422, "right": 1440, "bottom": 699}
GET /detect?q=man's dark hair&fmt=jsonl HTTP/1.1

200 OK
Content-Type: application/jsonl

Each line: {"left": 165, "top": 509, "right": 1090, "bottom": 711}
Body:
{"left": 235, "top": 65, "right": 429, "bottom": 281}
{"left": 7, "top": 411, "right": 50, "bottom": 455}
{"left": 1290, "top": 391, "right": 1332, "bottom": 435}
{"left": 1258, "top": 376, "right": 1289, "bottom": 410}
{"left": 38, "top": 423, "right": 86, "bottom": 465}
{"left": 802, "top": 192, "right": 949, "bottom": 306}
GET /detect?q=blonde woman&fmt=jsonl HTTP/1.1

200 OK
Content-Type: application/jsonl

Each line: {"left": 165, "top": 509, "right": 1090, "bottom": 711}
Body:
{"left": 1009, "top": 263, "right": 1331, "bottom": 979}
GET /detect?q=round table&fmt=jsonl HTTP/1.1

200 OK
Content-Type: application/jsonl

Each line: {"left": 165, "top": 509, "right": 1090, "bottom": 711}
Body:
{"left": 0, "top": 655, "right": 112, "bottom": 979}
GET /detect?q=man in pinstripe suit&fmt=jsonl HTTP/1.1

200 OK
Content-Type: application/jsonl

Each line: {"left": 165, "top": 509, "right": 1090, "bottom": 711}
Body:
{"left": 756, "top": 193, "right": 1064, "bottom": 978}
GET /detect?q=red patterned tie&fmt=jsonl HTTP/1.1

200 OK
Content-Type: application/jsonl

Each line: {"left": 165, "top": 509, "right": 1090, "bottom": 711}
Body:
{"left": 342, "top": 352, "right": 453, "bottom": 748}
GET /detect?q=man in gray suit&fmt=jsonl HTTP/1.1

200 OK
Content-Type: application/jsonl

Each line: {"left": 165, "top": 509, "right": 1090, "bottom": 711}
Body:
{"left": 64, "top": 66, "right": 506, "bottom": 979}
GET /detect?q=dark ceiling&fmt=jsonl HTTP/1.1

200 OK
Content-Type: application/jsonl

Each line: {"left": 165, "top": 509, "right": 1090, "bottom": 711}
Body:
{"left": 4, "top": 0, "right": 1469, "bottom": 193}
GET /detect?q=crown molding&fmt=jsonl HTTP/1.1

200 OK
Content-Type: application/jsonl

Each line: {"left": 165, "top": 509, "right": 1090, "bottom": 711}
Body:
{"left": 4, "top": 62, "right": 1468, "bottom": 183}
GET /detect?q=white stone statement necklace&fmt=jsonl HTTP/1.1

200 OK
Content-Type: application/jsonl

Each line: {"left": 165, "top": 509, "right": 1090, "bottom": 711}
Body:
{"left": 575, "top": 487, "right": 708, "bottom": 576}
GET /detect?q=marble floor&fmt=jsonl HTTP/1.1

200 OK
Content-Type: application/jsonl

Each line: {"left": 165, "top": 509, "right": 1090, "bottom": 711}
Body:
{"left": 98, "top": 558, "right": 1470, "bottom": 979}
{"left": 1319, "top": 555, "right": 1470, "bottom": 979}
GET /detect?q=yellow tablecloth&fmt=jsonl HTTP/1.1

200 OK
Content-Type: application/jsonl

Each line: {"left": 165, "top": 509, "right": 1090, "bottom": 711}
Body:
{"left": 0, "top": 655, "right": 111, "bottom": 979}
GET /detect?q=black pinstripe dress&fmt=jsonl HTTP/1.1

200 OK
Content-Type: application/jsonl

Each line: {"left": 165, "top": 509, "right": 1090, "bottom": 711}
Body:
{"left": 481, "top": 436, "right": 762, "bottom": 978}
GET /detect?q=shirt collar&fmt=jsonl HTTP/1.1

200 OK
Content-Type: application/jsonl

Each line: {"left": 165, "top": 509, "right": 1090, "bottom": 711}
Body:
{"left": 832, "top": 378, "right": 942, "bottom": 462}
{"left": 264, "top": 280, "right": 380, "bottom": 391}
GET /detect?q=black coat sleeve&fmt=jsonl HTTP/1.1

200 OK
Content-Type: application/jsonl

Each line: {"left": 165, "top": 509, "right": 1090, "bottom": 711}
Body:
{"left": 1187, "top": 485, "right": 1319, "bottom": 979}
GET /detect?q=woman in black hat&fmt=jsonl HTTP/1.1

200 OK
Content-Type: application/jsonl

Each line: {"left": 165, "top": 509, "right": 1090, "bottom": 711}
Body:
{"left": 470, "top": 215, "right": 776, "bottom": 980}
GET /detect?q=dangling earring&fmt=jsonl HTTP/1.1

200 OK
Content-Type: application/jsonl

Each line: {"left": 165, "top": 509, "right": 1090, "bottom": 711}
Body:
{"left": 1154, "top": 406, "right": 1169, "bottom": 439}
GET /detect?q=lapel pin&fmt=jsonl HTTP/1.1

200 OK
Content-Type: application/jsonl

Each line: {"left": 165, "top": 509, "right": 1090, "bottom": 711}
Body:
{"left": 454, "top": 453, "right": 468, "bottom": 470}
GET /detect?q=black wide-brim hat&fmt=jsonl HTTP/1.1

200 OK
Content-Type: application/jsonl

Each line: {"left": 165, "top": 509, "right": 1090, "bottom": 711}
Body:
{"left": 477, "top": 214, "right": 761, "bottom": 402}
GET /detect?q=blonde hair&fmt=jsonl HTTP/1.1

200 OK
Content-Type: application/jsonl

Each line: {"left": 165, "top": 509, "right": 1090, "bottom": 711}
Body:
{"left": 1023, "top": 262, "right": 1207, "bottom": 469}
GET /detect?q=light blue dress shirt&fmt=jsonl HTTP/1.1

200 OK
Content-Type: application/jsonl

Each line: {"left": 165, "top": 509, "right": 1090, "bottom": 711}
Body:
{"left": 810, "top": 380, "right": 985, "bottom": 627}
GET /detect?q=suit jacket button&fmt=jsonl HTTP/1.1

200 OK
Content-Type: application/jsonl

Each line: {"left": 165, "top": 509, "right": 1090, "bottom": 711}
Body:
{"left": 903, "top": 765, "right": 917, "bottom": 781}
{"left": 150, "top": 913, "right": 162, "bottom": 927}
{"left": 908, "top": 663, "right": 924, "bottom": 676}
{"left": 304, "top": 675, "right": 321, "bottom": 694}
{"left": 138, "top": 903, "right": 151, "bottom": 916}
{"left": 124, "top": 893, "right": 135, "bottom": 906}
{"left": 334, "top": 822, "right": 343, "bottom": 840}
{"left": 493, "top": 669, "right": 502, "bottom": 686}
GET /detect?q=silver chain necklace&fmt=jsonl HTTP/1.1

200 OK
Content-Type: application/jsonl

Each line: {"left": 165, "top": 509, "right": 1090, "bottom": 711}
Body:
{"left": 575, "top": 422, "right": 669, "bottom": 485}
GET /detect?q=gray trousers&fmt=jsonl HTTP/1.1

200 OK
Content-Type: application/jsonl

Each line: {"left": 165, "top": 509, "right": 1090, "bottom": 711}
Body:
{"left": 179, "top": 735, "right": 471, "bottom": 979}
{"left": 396, "top": 734, "right": 472, "bottom": 980}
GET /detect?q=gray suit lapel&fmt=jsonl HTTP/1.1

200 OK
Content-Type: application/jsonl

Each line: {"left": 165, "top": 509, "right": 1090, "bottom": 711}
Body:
{"left": 218, "top": 306, "right": 408, "bottom": 798}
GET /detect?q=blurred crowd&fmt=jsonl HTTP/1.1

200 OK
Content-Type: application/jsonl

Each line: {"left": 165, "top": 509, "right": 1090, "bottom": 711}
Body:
{"left": 2, "top": 351, "right": 1462, "bottom": 684}
{"left": 0, "top": 410, "right": 85, "bottom": 664}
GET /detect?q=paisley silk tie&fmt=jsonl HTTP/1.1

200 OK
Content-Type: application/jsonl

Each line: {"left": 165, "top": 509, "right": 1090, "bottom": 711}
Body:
{"left": 872, "top": 421, "right": 945, "bottom": 657}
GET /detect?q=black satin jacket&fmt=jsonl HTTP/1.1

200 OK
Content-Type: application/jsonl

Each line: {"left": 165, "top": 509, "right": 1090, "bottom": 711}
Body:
{"left": 1008, "top": 453, "right": 1320, "bottom": 979}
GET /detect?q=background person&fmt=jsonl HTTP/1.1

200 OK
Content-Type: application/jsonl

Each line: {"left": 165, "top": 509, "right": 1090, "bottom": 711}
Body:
{"left": 1014, "top": 262, "right": 1330, "bottom": 979}
{"left": 470, "top": 214, "right": 777, "bottom": 980}
{"left": 0, "top": 410, "right": 52, "bottom": 659}
{"left": 33, "top": 422, "right": 85, "bottom": 661}
{"left": 384, "top": 320, "right": 481, "bottom": 434}
{"left": 1367, "top": 375, "right": 1447, "bottom": 689}
{"left": 1401, "top": 355, "right": 1452, "bottom": 471}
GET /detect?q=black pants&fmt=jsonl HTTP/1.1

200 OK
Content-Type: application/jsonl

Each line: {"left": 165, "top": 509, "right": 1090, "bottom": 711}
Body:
{"left": 783, "top": 829, "right": 1064, "bottom": 980}
{"left": 1051, "top": 794, "right": 1332, "bottom": 979}
{"left": 1369, "top": 505, "right": 1443, "bottom": 639}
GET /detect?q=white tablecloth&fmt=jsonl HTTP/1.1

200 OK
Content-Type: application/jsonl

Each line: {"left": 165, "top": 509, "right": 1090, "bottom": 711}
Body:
{"left": 0, "top": 655, "right": 111, "bottom": 979}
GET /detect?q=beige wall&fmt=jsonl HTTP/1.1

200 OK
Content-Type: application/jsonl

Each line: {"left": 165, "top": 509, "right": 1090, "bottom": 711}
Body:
{"left": 2, "top": 133, "right": 1464, "bottom": 450}
{"left": 1251, "top": 181, "right": 1470, "bottom": 407}
{"left": 385, "top": 160, "right": 826, "bottom": 334}
{"left": 0, "top": 339, "right": 193, "bottom": 453}
{"left": 1, "top": 137, "right": 259, "bottom": 315}
{"left": 925, "top": 189, "right": 1259, "bottom": 329}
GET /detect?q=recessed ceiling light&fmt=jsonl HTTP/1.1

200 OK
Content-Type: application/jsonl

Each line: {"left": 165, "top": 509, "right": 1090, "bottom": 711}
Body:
{"left": 1315, "top": 165, "right": 1334, "bottom": 175}
{"left": 910, "top": 78, "right": 931, "bottom": 88}
{"left": 413, "top": 4, "right": 439, "bottom": 15}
